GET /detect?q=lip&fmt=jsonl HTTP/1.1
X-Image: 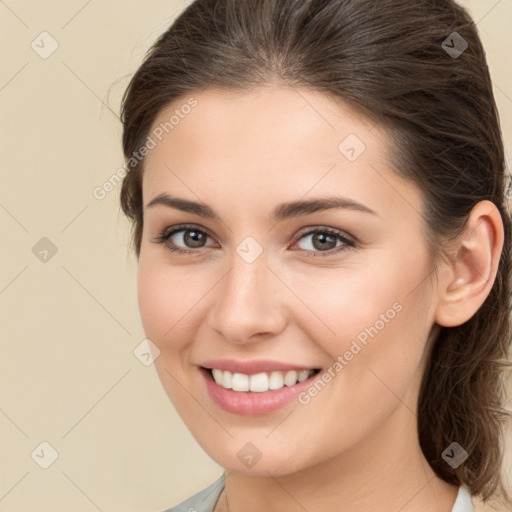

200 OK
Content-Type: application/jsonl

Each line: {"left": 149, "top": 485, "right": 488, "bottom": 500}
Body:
{"left": 199, "top": 364, "right": 321, "bottom": 416}
{"left": 200, "top": 358, "right": 318, "bottom": 375}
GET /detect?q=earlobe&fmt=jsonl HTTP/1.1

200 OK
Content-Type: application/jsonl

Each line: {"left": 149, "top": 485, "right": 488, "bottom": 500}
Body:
{"left": 434, "top": 200, "right": 504, "bottom": 328}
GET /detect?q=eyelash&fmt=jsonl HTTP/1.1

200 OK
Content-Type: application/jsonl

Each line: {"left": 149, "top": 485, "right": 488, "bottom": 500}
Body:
{"left": 151, "top": 224, "right": 356, "bottom": 258}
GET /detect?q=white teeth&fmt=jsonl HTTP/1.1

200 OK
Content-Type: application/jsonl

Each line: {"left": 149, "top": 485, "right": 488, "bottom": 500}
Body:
{"left": 268, "top": 371, "right": 284, "bottom": 390}
{"left": 231, "top": 372, "right": 249, "bottom": 392}
{"left": 223, "top": 370, "right": 233, "bottom": 389}
{"left": 284, "top": 370, "right": 298, "bottom": 386}
{"left": 297, "top": 370, "right": 310, "bottom": 382}
{"left": 210, "top": 368, "right": 316, "bottom": 392}
{"left": 213, "top": 369, "right": 233, "bottom": 389}
{"left": 212, "top": 369, "right": 223, "bottom": 384}
{"left": 249, "top": 372, "right": 268, "bottom": 392}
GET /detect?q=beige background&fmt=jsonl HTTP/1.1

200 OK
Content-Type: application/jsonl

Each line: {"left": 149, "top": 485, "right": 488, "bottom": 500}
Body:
{"left": 0, "top": 1, "right": 511, "bottom": 511}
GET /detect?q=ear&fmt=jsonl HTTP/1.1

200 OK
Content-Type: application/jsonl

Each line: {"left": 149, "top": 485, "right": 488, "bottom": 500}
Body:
{"left": 434, "top": 200, "right": 505, "bottom": 328}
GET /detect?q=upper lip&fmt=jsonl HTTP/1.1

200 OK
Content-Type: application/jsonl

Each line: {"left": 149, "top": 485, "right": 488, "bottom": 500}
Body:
{"left": 200, "top": 359, "right": 319, "bottom": 375}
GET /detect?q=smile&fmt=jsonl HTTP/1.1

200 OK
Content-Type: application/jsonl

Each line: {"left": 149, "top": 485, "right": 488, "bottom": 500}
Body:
{"left": 199, "top": 362, "right": 322, "bottom": 416}
{"left": 209, "top": 368, "right": 318, "bottom": 392}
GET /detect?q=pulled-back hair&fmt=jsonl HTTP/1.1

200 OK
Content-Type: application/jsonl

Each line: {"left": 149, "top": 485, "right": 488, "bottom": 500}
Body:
{"left": 119, "top": 0, "right": 512, "bottom": 506}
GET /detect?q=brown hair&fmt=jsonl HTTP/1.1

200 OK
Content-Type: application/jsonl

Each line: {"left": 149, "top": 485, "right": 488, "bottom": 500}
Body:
{"left": 119, "top": 0, "right": 512, "bottom": 506}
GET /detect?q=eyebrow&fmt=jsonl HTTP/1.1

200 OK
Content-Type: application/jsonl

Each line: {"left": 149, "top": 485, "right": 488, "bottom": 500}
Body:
{"left": 145, "top": 193, "right": 379, "bottom": 221}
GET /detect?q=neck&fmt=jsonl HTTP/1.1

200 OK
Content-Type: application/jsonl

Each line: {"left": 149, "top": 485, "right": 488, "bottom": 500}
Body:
{"left": 217, "top": 404, "right": 459, "bottom": 512}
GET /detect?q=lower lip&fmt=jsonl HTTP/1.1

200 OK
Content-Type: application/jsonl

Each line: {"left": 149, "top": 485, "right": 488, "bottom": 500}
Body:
{"left": 201, "top": 368, "right": 320, "bottom": 416}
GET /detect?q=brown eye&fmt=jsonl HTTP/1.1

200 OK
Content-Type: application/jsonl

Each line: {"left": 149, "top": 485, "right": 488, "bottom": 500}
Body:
{"left": 174, "top": 228, "right": 208, "bottom": 249}
{"left": 293, "top": 228, "right": 356, "bottom": 257}
{"left": 152, "top": 225, "right": 217, "bottom": 254}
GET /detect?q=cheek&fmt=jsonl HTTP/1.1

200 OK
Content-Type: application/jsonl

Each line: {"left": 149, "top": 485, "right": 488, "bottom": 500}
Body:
{"left": 292, "top": 249, "right": 432, "bottom": 399}
{"left": 136, "top": 257, "right": 205, "bottom": 408}
{"left": 137, "top": 256, "right": 200, "bottom": 351}
{"left": 288, "top": 259, "right": 408, "bottom": 349}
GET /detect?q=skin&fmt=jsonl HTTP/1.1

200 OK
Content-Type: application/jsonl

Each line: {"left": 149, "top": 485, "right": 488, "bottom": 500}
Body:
{"left": 136, "top": 85, "right": 504, "bottom": 512}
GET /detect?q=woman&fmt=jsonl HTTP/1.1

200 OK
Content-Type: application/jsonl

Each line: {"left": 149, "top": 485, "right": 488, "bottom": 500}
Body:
{"left": 119, "top": 0, "right": 512, "bottom": 510}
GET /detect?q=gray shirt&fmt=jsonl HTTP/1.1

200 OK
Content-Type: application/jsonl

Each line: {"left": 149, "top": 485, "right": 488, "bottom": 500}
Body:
{"left": 162, "top": 473, "right": 475, "bottom": 512}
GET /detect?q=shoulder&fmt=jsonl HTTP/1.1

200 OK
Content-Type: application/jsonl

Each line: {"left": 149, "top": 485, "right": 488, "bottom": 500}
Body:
{"left": 161, "top": 477, "right": 481, "bottom": 512}
{"left": 160, "top": 474, "right": 225, "bottom": 512}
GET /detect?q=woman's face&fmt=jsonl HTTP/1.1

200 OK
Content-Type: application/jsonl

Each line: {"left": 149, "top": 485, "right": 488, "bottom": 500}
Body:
{"left": 137, "top": 85, "right": 443, "bottom": 475}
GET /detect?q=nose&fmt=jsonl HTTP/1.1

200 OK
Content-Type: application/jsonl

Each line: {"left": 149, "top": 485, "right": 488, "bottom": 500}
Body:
{"left": 207, "top": 250, "right": 288, "bottom": 345}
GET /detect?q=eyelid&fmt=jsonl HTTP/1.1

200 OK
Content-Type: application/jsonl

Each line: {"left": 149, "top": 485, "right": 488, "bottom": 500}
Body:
{"left": 290, "top": 226, "right": 356, "bottom": 256}
{"left": 153, "top": 223, "right": 356, "bottom": 256}
{"left": 153, "top": 224, "right": 218, "bottom": 249}
{"left": 294, "top": 225, "right": 356, "bottom": 243}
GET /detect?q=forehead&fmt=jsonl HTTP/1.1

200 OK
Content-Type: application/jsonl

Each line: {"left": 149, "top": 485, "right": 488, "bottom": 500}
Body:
{"left": 144, "top": 86, "right": 384, "bottom": 175}
{"left": 142, "top": 85, "right": 422, "bottom": 222}
{"left": 148, "top": 85, "right": 378, "bottom": 149}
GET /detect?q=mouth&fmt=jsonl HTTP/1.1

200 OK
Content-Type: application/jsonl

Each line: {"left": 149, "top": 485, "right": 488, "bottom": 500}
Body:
{"left": 201, "top": 367, "right": 322, "bottom": 393}
{"left": 198, "top": 359, "right": 324, "bottom": 415}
